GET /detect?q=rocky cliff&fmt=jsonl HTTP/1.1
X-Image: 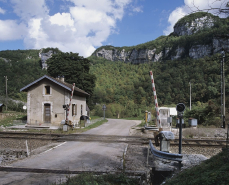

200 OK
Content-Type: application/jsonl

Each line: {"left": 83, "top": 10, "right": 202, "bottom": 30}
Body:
{"left": 92, "top": 12, "right": 229, "bottom": 63}
{"left": 39, "top": 48, "right": 60, "bottom": 69}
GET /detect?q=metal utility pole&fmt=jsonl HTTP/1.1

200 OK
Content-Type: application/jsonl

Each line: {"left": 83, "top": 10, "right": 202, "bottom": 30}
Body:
{"left": 189, "top": 82, "right": 191, "bottom": 110}
{"left": 102, "top": 104, "right": 106, "bottom": 120}
{"left": 4, "top": 76, "right": 8, "bottom": 111}
{"left": 221, "top": 50, "right": 225, "bottom": 129}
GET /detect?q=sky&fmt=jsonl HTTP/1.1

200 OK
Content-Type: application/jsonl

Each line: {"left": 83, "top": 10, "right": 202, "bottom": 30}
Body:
{"left": 0, "top": 0, "right": 228, "bottom": 57}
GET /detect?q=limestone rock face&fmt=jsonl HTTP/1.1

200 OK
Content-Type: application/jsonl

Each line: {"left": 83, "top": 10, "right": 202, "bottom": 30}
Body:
{"left": 213, "top": 37, "right": 229, "bottom": 53}
{"left": 174, "top": 16, "right": 214, "bottom": 36}
{"left": 92, "top": 13, "right": 227, "bottom": 64}
{"left": 94, "top": 48, "right": 162, "bottom": 64}
{"left": 93, "top": 37, "right": 228, "bottom": 63}
{"left": 39, "top": 50, "right": 54, "bottom": 69}
{"left": 189, "top": 45, "right": 212, "bottom": 59}
{"left": 171, "top": 47, "right": 185, "bottom": 60}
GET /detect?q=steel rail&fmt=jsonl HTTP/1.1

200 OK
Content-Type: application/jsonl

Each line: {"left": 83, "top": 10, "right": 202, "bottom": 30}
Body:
{"left": 0, "top": 132, "right": 227, "bottom": 146}
{"left": 0, "top": 166, "right": 146, "bottom": 177}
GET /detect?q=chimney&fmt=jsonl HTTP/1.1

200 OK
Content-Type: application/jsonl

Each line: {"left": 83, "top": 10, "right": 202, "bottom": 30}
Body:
{"left": 56, "top": 76, "right": 60, "bottom": 80}
{"left": 60, "top": 75, "right": 65, "bottom": 82}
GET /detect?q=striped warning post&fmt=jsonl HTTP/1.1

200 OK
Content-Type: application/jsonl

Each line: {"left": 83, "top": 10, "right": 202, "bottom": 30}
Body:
{"left": 149, "top": 71, "right": 161, "bottom": 128}
{"left": 66, "top": 83, "right": 75, "bottom": 123}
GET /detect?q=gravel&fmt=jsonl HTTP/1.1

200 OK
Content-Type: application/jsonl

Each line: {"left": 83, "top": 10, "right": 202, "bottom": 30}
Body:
{"left": 0, "top": 138, "right": 59, "bottom": 166}
{"left": 0, "top": 126, "right": 226, "bottom": 169}
{"left": 124, "top": 126, "right": 226, "bottom": 174}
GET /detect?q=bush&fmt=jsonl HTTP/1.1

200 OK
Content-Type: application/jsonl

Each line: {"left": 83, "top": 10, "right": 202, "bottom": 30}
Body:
{"left": 184, "top": 100, "right": 220, "bottom": 126}
{"left": 55, "top": 173, "right": 139, "bottom": 185}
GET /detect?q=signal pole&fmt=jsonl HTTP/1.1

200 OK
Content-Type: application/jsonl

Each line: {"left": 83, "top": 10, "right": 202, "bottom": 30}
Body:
{"left": 4, "top": 76, "right": 8, "bottom": 111}
{"left": 221, "top": 50, "right": 225, "bottom": 129}
{"left": 189, "top": 82, "right": 191, "bottom": 110}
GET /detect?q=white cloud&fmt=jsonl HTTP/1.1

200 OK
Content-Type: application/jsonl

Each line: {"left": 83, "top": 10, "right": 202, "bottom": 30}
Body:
{"left": 132, "top": 6, "right": 143, "bottom": 13}
{"left": 10, "top": 0, "right": 49, "bottom": 20}
{"left": 0, "top": 7, "right": 6, "bottom": 14}
{"left": 163, "top": 0, "right": 229, "bottom": 35}
{"left": 0, "top": 20, "right": 26, "bottom": 40}
{"left": 0, "top": 0, "right": 133, "bottom": 57}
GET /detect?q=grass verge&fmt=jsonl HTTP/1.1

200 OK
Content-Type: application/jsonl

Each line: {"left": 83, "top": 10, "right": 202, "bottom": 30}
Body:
{"left": 1, "top": 116, "right": 108, "bottom": 134}
{"left": 0, "top": 112, "right": 26, "bottom": 128}
{"left": 122, "top": 117, "right": 143, "bottom": 120}
{"left": 52, "top": 173, "right": 139, "bottom": 185}
{"left": 74, "top": 119, "right": 108, "bottom": 133}
{"left": 164, "top": 149, "right": 229, "bottom": 185}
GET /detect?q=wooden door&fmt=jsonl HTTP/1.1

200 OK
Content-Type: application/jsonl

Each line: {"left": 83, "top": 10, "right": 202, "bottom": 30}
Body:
{"left": 44, "top": 104, "right": 51, "bottom": 123}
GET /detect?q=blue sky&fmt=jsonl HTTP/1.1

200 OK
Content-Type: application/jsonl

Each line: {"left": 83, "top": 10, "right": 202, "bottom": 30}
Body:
{"left": 0, "top": 0, "right": 227, "bottom": 57}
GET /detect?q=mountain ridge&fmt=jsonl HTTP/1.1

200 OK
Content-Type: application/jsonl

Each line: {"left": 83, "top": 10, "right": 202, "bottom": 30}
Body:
{"left": 92, "top": 12, "right": 229, "bottom": 64}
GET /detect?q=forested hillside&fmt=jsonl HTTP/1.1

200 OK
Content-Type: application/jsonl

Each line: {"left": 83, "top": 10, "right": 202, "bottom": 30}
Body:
{"left": 0, "top": 12, "right": 228, "bottom": 124}
{"left": 0, "top": 48, "right": 228, "bottom": 121}
{"left": 88, "top": 53, "right": 229, "bottom": 121}
{"left": 0, "top": 49, "right": 47, "bottom": 101}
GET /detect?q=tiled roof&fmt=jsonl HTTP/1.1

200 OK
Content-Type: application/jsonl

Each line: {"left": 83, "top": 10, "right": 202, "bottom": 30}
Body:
{"left": 20, "top": 75, "right": 89, "bottom": 97}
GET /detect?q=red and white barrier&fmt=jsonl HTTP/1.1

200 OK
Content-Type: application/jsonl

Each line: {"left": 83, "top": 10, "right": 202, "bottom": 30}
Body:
{"left": 149, "top": 71, "right": 161, "bottom": 128}
{"left": 66, "top": 83, "right": 75, "bottom": 123}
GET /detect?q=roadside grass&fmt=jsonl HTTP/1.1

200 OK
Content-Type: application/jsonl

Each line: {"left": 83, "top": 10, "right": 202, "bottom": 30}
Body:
{"left": 122, "top": 117, "right": 142, "bottom": 120}
{"left": 137, "top": 120, "right": 146, "bottom": 127}
{"left": 164, "top": 149, "right": 229, "bottom": 185}
{"left": 0, "top": 113, "right": 107, "bottom": 134}
{"left": 90, "top": 116, "right": 101, "bottom": 120}
{"left": 53, "top": 173, "right": 139, "bottom": 185}
{"left": 74, "top": 119, "right": 108, "bottom": 133}
{"left": 0, "top": 112, "right": 26, "bottom": 128}
{"left": 136, "top": 120, "right": 157, "bottom": 127}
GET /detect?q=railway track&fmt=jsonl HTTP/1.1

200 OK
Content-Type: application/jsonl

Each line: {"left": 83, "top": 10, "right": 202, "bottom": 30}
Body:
{"left": 0, "top": 131, "right": 227, "bottom": 147}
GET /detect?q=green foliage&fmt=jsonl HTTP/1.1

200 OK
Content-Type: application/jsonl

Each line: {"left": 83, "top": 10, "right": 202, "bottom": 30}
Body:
{"left": 174, "top": 12, "right": 219, "bottom": 28}
{"left": 41, "top": 47, "right": 61, "bottom": 54}
{"left": 164, "top": 150, "right": 229, "bottom": 185}
{"left": 55, "top": 173, "right": 139, "bottom": 185}
{"left": 0, "top": 112, "right": 26, "bottom": 128}
{"left": 46, "top": 52, "right": 96, "bottom": 106}
{"left": 89, "top": 53, "right": 228, "bottom": 123}
{"left": 184, "top": 100, "right": 221, "bottom": 126}
{"left": 0, "top": 49, "right": 47, "bottom": 102}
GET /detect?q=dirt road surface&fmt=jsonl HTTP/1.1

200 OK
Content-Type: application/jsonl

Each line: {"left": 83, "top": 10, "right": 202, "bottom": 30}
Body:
{"left": 0, "top": 119, "right": 141, "bottom": 185}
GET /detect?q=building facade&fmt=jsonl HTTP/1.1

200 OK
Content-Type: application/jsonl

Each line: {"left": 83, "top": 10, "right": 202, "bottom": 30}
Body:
{"left": 20, "top": 75, "right": 89, "bottom": 126}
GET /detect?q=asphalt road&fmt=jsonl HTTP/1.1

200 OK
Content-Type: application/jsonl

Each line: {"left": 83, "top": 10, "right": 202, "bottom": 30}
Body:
{"left": 0, "top": 119, "right": 141, "bottom": 185}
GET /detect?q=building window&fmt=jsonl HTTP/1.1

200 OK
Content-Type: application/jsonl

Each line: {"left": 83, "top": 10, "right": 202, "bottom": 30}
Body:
{"left": 72, "top": 104, "right": 77, "bottom": 116}
{"left": 45, "top": 86, "right": 50, "bottom": 95}
{"left": 81, "top": 105, "right": 83, "bottom": 115}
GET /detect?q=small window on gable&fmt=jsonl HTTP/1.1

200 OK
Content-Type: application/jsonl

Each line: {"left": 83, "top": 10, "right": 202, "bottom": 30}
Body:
{"left": 45, "top": 86, "right": 50, "bottom": 95}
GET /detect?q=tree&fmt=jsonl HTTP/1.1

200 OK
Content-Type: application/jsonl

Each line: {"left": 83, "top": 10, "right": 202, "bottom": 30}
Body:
{"left": 46, "top": 52, "right": 96, "bottom": 105}
{"left": 187, "top": 0, "right": 229, "bottom": 17}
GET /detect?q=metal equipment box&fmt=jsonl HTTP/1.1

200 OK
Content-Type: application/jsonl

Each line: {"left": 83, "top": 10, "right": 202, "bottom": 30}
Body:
{"left": 188, "top": 118, "right": 198, "bottom": 127}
